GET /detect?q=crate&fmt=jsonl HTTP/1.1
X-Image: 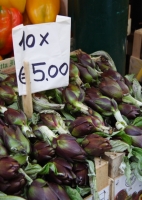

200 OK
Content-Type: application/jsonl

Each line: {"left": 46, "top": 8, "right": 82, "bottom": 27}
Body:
{"left": 103, "top": 152, "right": 125, "bottom": 179}
{"left": 94, "top": 158, "right": 109, "bottom": 191}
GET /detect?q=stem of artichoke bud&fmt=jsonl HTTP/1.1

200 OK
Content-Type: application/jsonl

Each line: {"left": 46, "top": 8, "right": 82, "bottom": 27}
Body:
{"left": 57, "top": 125, "right": 70, "bottom": 134}
{"left": 122, "top": 94, "right": 142, "bottom": 107}
{"left": 115, "top": 121, "right": 126, "bottom": 130}
{"left": 37, "top": 125, "right": 57, "bottom": 143}
{"left": 22, "top": 125, "right": 35, "bottom": 138}
{"left": 99, "top": 125, "right": 111, "bottom": 134}
{"left": 19, "top": 168, "right": 33, "bottom": 185}
{"left": 0, "top": 105, "right": 7, "bottom": 113}
{"left": 75, "top": 102, "right": 90, "bottom": 115}
{"left": 113, "top": 109, "right": 127, "bottom": 126}
{"left": 74, "top": 77, "right": 83, "bottom": 86}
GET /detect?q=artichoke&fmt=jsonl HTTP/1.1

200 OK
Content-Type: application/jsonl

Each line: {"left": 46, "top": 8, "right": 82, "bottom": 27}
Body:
{"left": 0, "top": 156, "right": 20, "bottom": 180}
{"left": 0, "top": 124, "right": 31, "bottom": 154}
{"left": 69, "top": 60, "right": 83, "bottom": 86}
{"left": 45, "top": 157, "right": 76, "bottom": 186}
{"left": 32, "top": 140, "right": 55, "bottom": 164}
{"left": 81, "top": 134, "right": 112, "bottom": 157}
{"left": 0, "top": 173, "right": 26, "bottom": 195}
{"left": 62, "top": 84, "right": 92, "bottom": 115}
{"left": 124, "top": 125, "right": 142, "bottom": 148}
{"left": 0, "top": 85, "right": 17, "bottom": 104}
{"left": 118, "top": 103, "right": 140, "bottom": 119}
{"left": 40, "top": 110, "right": 70, "bottom": 134}
{"left": 27, "top": 178, "right": 70, "bottom": 200}
{"left": 73, "top": 162, "right": 89, "bottom": 186}
{"left": 4, "top": 108, "right": 34, "bottom": 138}
{"left": 69, "top": 115, "right": 110, "bottom": 137}
{"left": 52, "top": 134, "right": 87, "bottom": 162}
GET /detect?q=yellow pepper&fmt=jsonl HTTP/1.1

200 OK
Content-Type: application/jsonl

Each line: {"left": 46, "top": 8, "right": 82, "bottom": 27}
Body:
{"left": 25, "top": 0, "right": 60, "bottom": 24}
{"left": 0, "top": 0, "right": 26, "bottom": 13}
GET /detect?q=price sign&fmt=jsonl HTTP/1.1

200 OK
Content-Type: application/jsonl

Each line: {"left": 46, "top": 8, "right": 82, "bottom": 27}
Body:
{"left": 12, "top": 15, "right": 71, "bottom": 96}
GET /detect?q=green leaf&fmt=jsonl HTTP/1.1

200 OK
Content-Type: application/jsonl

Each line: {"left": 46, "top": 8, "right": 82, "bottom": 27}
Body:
{"left": 86, "top": 160, "right": 99, "bottom": 200}
{"left": 64, "top": 186, "right": 83, "bottom": 200}
{"left": 0, "top": 192, "right": 6, "bottom": 196}
{"left": 11, "top": 154, "right": 27, "bottom": 165}
{"left": 60, "top": 110, "right": 75, "bottom": 121}
{"left": 131, "top": 162, "right": 142, "bottom": 182}
{"left": 132, "top": 117, "right": 142, "bottom": 127}
{"left": 31, "top": 113, "right": 39, "bottom": 125}
{"left": 113, "top": 130, "right": 132, "bottom": 145}
{"left": 0, "top": 197, "right": 26, "bottom": 200}
{"left": 76, "top": 186, "right": 91, "bottom": 197}
{"left": 132, "top": 147, "right": 142, "bottom": 169}
{"left": 24, "top": 161, "right": 42, "bottom": 179}
{"left": 119, "top": 156, "right": 131, "bottom": 184}
{"left": 109, "top": 140, "right": 132, "bottom": 157}
{"left": 132, "top": 78, "right": 142, "bottom": 101}
{"left": 39, "top": 162, "right": 57, "bottom": 175}
{"left": 94, "top": 131, "right": 111, "bottom": 138}
{"left": 8, "top": 102, "right": 19, "bottom": 110}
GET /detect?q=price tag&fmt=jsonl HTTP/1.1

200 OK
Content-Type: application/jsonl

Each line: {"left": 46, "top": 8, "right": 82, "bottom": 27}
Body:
{"left": 12, "top": 15, "right": 71, "bottom": 96}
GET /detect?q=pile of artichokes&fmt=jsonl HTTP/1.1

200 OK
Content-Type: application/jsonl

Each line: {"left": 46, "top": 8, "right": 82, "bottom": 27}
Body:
{"left": 0, "top": 50, "right": 142, "bottom": 200}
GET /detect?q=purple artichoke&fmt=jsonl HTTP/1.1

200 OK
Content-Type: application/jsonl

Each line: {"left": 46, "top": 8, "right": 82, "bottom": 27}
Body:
{"left": 0, "top": 156, "right": 20, "bottom": 180}
{"left": 69, "top": 115, "right": 110, "bottom": 137}
{"left": 81, "top": 134, "right": 112, "bottom": 157}
{"left": 0, "top": 173, "right": 26, "bottom": 195}
{"left": 73, "top": 162, "right": 89, "bottom": 186}
{"left": 52, "top": 134, "right": 87, "bottom": 162}
{"left": 27, "top": 178, "right": 70, "bottom": 200}
{"left": 33, "top": 140, "right": 55, "bottom": 164}
{"left": 45, "top": 157, "right": 76, "bottom": 186}
{"left": 118, "top": 103, "right": 140, "bottom": 119}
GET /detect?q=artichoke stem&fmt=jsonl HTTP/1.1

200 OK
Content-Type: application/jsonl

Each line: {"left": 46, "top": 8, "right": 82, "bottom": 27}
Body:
{"left": 100, "top": 125, "right": 111, "bottom": 134}
{"left": 115, "top": 121, "right": 126, "bottom": 130}
{"left": 19, "top": 168, "right": 33, "bottom": 185}
{"left": 22, "top": 125, "right": 35, "bottom": 138}
{"left": 113, "top": 109, "right": 127, "bottom": 126}
{"left": 122, "top": 94, "right": 142, "bottom": 107}
{"left": 57, "top": 126, "right": 70, "bottom": 134}
{"left": 0, "top": 106, "right": 7, "bottom": 113}
{"left": 75, "top": 102, "right": 90, "bottom": 115}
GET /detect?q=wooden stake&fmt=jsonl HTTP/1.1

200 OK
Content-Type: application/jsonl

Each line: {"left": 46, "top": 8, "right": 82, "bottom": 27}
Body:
{"left": 22, "top": 61, "right": 33, "bottom": 119}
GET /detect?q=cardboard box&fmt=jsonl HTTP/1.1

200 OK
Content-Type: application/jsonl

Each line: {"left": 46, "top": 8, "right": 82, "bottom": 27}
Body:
{"left": 84, "top": 185, "right": 110, "bottom": 200}
{"left": 103, "top": 152, "right": 125, "bottom": 179}
{"left": 110, "top": 172, "right": 142, "bottom": 200}
{"left": 0, "top": 57, "right": 15, "bottom": 74}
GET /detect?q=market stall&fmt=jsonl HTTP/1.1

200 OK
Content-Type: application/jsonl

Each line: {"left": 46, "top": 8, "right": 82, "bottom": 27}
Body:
{"left": 0, "top": 1, "right": 142, "bottom": 200}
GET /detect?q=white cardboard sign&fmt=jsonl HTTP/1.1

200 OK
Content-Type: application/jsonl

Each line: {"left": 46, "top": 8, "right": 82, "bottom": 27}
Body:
{"left": 12, "top": 15, "right": 71, "bottom": 96}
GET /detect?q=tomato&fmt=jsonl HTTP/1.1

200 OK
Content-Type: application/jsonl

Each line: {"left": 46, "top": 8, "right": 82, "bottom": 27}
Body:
{"left": 0, "top": 6, "right": 23, "bottom": 55}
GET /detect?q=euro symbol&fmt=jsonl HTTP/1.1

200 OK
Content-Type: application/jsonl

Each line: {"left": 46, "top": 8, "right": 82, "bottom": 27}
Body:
{"left": 19, "top": 66, "right": 26, "bottom": 84}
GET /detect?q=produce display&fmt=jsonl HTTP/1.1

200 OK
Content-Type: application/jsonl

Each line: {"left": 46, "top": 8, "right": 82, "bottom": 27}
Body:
{"left": 0, "top": 1, "right": 142, "bottom": 200}
{"left": 0, "top": 49, "right": 142, "bottom": 200}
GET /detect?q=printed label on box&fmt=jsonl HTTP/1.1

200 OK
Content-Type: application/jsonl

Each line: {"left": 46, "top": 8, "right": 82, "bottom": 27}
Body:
{"left": 114, "top": 172, "right": 142, "bottom": 199}
{"left": 84, "top": 185, "right": 110, "bottom": 200}
{"left": 0, "top": 57, "right": 15, "bottom": 74}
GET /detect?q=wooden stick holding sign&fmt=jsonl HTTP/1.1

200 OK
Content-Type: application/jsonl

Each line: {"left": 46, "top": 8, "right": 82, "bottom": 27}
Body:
{"left": 22, "top": 61, "right": 33, "bottom": 119}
